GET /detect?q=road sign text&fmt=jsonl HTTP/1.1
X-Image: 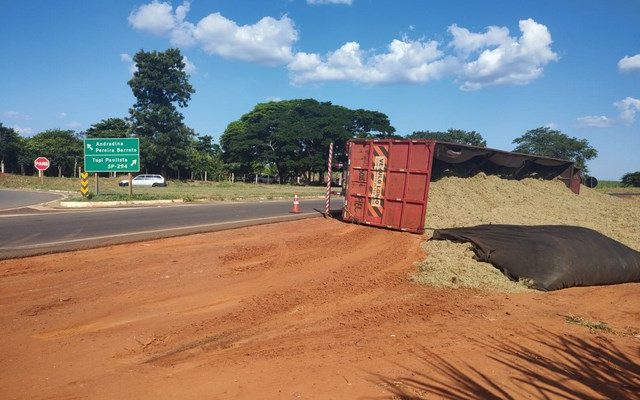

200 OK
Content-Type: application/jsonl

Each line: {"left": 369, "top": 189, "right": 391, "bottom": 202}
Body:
{"left": 84, "top": 138, "right": 140, "bottom": 173}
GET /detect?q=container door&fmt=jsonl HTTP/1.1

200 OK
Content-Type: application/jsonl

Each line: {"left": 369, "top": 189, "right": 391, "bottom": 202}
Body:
{"left": 343, "top": 140, "right": 435, "bottom": 233}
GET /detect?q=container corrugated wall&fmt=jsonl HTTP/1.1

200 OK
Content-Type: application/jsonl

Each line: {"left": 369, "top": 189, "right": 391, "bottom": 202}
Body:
{"left": 342, "top": 139, "right": 435, "bottom": 234}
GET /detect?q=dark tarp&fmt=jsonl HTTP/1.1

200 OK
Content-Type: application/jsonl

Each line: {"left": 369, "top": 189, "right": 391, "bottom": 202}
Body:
{"left": 432, "top": 142, "right": 575, "bottom": 181}
{"left": 431, "top": 225, "right": 640, "bottom": 291}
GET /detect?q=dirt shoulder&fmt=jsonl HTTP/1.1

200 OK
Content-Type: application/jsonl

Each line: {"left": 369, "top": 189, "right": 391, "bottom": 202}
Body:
{"left": 1, "top": 218, "right": 638, "bottom": 399}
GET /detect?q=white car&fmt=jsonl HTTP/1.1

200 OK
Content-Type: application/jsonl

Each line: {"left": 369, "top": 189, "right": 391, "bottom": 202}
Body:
{"left": 119, "top": 174, "right": 166, "bottom": 187}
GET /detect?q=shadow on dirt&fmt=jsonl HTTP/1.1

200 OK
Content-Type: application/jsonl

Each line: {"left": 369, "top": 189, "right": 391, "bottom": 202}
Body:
{"left": 313, "top": 208, "right": 344, "bottom": 220}
{"left": 372, "top": 328, "right": 640, "bottom": 399}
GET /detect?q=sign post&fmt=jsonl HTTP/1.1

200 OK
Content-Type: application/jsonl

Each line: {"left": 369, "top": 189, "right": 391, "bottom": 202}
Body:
{"left": 34, "top": 157, "right": 50, "bottom": 185}
{"left": 325, "top": 142, "right": 334, "bottom": 216}
{"left": 80, "top": 172, "right": 89, "bottom": 197}
{"left": 84, "top": 138, "right": 140, "bottom": 196}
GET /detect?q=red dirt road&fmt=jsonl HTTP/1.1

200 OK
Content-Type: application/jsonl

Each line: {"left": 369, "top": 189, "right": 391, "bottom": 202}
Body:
{"left": 1, "top": 218, "right": 639, "bottom": 399}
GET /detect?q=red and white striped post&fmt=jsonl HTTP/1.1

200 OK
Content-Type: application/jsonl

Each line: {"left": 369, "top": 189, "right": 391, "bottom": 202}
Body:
{"left": 325, "top": 142, "right": 334, "bottom": 215}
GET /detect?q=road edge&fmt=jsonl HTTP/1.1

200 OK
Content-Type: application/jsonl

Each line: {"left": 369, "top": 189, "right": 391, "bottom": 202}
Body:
{"left": 0, "top": 211, "right": 328, "bottom": 260}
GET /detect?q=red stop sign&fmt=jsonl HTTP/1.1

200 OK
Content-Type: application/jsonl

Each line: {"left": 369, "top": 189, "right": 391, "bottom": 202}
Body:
{"left": 34, "top": 157, "right": 50, "bottom": 171}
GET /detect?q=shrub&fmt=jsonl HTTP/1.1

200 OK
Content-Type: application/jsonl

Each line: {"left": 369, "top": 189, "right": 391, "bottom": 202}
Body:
{"left": 621, "top": 171, "right": 640, "bottom": 187}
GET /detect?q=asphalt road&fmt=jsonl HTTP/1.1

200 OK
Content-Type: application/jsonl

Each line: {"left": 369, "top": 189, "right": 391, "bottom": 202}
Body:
{"left": 0, "top": 189, "right": 63, "bottom": 210}
{"left": 0, "top": 197, "right": 344, "bottom": 260}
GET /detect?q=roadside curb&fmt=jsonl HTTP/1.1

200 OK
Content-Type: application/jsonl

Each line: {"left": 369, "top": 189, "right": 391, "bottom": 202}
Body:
{"left": 59, "top": 199, "right": 185, "bottom": 208}
{"left": 0, "top": 189, "right": 71, "bottom": 211}
{"left": 57, "top": 195, "right": 329, "bottom": 209}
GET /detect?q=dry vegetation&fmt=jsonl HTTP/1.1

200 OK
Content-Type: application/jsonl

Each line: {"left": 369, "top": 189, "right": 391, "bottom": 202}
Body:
{"left": 415, "top": 174, "right": 640, "bottom": 292}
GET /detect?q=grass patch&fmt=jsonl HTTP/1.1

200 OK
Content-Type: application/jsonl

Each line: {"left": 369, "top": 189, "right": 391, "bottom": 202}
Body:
{"left": 564, "top": 314, "right": 612, "bottom": 333}
{"left": 0, "top": 173, "right": 326, "bottom": 202}
{"left": 597, "top": 180, "right": 623, "bottom": 189}
{"left": 594, "top": 180, "right": 640, "bottom": 194}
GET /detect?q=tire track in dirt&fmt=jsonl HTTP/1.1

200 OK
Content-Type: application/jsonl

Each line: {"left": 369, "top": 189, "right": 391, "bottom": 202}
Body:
{"left": 1, "top": 218, "right": 638, "bottom": 399}
{"left": 133, "top": 222, "right": 425, "bottom": 367}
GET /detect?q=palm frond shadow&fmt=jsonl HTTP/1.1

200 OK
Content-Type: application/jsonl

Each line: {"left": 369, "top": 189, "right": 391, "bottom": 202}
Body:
{"left": 372, "top": 328, "right": 640, "bottom": 399}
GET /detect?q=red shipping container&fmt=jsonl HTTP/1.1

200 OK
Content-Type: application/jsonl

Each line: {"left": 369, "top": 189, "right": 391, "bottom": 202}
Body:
{"left": 342, "top": 139, "right": 436, "bottom": 234}
{"left": 342, "top": 139, "right": 580, "bottom": 234}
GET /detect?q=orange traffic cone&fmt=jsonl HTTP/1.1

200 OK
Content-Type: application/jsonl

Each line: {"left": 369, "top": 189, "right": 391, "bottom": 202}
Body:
{"left": 290, "top": 194, "right": 301, "bottom": 213}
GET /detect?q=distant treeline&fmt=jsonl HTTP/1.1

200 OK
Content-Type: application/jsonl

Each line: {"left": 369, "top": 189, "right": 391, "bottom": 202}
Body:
{"left": 0, "top": 48, "right": 601, "bottom": 181}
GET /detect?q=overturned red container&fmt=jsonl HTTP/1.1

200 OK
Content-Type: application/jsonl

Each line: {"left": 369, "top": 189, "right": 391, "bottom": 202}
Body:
{"left": 342, "top": 139, "right": 581, "bottom": 234}
{"left": 342, "top": 139, "right": 435, "bottom": 234}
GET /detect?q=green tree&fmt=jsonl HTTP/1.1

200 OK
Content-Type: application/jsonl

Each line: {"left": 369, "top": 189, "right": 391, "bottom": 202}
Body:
{"left": 188, "top": 135, "right": 225, "bottom": 181}
{"left": 16, "top": 137, "right": 33, "bottom": 175}
{"left": 28, "top": 129, "right": 83, "bottom": 177}
{"left": 220, "top": 99, "right": 395, "bottom": 182}
{"left": 512, "top": 127, "right": 597, "bottom": 171}
{"left": 351, "top": 109, "right": 397, "bottom": 138}
{"left": 128, "top": 48, "right": 195, "bottom": 178}
{"left": 621, "top": 171, "right": 640, "bottom": 187}
{"left": 0, "top": 123, "right": 24, "bottom": 173}
{"left": 408, "top": 129, "right": 487, "bottom": 147}
{"left": 85, "top": 118, "right": 130, "bottom": 138}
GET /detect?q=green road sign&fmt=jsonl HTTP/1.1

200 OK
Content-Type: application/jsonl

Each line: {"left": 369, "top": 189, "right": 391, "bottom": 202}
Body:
{"left": 84, "top": 138, "right": 140, "bottom": 173}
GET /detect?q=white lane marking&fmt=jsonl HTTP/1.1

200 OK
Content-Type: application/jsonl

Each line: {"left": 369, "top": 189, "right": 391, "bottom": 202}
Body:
{"left": 0, "top": 213, "right": 318, "bottom": 250}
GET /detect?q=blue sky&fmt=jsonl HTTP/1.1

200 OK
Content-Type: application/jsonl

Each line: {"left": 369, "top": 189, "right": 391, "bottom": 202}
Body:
{"left": 1, "top": 0, "right": 638, "bottom": 179}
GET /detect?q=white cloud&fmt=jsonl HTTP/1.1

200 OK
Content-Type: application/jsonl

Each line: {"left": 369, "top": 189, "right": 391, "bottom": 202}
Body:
{"left": 193, "top": 13, "right": 297, "bottom": 65}
{"left": 128, "top": 5, "right": 557, "bottom": 90}
{"left": 57, "top": 112, "right": 67, "bottom": 120}
{"left": 615, "top": 97, "right": 640, "bottom": 125}
{"left": 182, "top": 56, "right": 196, "bottom": 74}
{"left": 120, "top": 53, "right": 138, "bottom": 74}
{"left": 129, "top": 1, "right": 298, "bottom": 65}
{"left": 576, "top": 97, "right": 640, "bottom": 128}
{"left": 575, "top": 115, "right": 612, "bottom": 128}
{"left": 618, "top": 54, "right": 640, "bottom": 72}
{"left": 128, "top": 0, "right": 195, "bottom": 46}
{"left": 289, "top": 38, "right": 459, "bottom": 85}
{"left": 2, "top": 111, "right": 31, "bottom": 120}
{"left": 128, "top": 0, "right": 177, "bottom": 35}
{"left": 66, "top": 121, "right": 83, "bottom": 130}
{"left": 545, "top": 122, "right": 559, "bottom": 129}
{"left": 266, "top": 96, "right": 283, "bottom": 102}
{"left": 307, "top": 0, "right": 353, "bottom": 4}
{"left": 454, "top": 19, "right": 558, "bottom": 91}
{"left": 448, "top": 24, "right": 510, "bottom": 56}
{"left": 12, "top": 125, "right": 32, "bottom": 135}
{"left": 288, "top": 18, "right": 556, "bottom": 89}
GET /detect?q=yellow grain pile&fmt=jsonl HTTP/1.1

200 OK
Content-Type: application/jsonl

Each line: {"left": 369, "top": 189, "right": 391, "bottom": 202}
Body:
{"left": 415, "top": 174, "right": 640, "bottom": 292}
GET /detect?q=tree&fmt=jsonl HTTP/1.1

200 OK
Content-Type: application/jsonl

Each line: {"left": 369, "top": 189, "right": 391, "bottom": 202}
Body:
{"left": 512, "top": 127, "right": 598, "bottom": 171}
{"left": 187, "top": 135, "right": 225, "bottom": 181}
{"left": 351, "top": 109, "right": 397, "bottom": 138}
{"left": 128, "top": 48, "right": 195, "bottom": 178}
{"left": 27, "top": 129, "right": 83, "bottom": 177}
{"left": 408, "top": 129, "right": 487, "bottom": 147}
{"left": 0, "top": 123, "right": 24, "bottom": 173}
{"left": 16, "top": 136, "right": 32, "bottom": 175}
{"left": 220, "top": 99, "right": 396, "bottom": 182}
{"left": 85, "top": 118, "right": 130, "bottom": 138}
{"left": 621, "top": 171, "right": 640, "bottom": 187}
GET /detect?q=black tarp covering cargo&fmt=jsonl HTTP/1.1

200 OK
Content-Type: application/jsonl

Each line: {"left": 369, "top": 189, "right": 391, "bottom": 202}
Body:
{"left": 431, "top": 225, "right": 640, "bottom": 291}
{"left": 431, "top": 142, "right": 582, "bottom": 194}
